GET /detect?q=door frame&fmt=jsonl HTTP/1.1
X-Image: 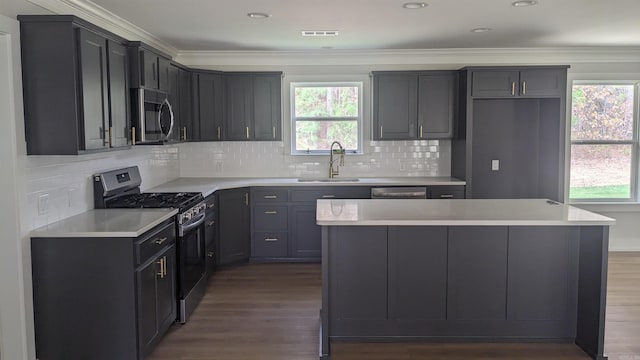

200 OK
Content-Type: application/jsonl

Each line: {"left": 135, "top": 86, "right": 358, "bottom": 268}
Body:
{"left": 0, "top": 14, "right": 32, "bottom": 360}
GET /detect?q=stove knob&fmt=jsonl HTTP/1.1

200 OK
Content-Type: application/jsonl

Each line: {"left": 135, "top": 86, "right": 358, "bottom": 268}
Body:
{"left": 183, "top": 211, "right": 192, "bottom": 222}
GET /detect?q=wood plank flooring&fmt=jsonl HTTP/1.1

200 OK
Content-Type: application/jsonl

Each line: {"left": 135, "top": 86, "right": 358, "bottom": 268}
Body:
{"left": 147, "top": 253, "right": 640, "bottom": 360}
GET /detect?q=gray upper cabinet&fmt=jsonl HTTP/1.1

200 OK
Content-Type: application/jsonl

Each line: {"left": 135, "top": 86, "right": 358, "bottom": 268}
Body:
{"left": 128, "top": 43, "right": 171, "bottom": 92}
{"left": 471, "top": 68, "right": 565, "bottom": 98}
{"left": 19, "top": 16, "right": 131, "bottom": 155}
{"left": 373, "top": 71, "right": 457, "bottom": 140}
{"left": 195, "top": 71, "right": 224, "bottom": 141}
{"left": 223, "top": 72, "right": 282, "bottom": 141}
{"left": 373, "top": 73, "right": 418, "bottom": 140}
{"left": 168, "top": 65, "right": 195, "bottom": 142}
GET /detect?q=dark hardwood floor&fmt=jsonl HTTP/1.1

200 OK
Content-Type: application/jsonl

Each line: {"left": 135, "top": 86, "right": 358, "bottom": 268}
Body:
{"left": 147, "top": 253, "right": 640, "bottom": 360}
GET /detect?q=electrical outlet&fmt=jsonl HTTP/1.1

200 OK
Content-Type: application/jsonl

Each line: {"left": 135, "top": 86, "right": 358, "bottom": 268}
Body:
{"left": 68, "top": 188, "right": 76, "bottom": 207}
{"left": 38, "top": 194, "right": 49, "bottom": 215}
{"left": 491, "top": 159, "right": 500, "bottom": 171}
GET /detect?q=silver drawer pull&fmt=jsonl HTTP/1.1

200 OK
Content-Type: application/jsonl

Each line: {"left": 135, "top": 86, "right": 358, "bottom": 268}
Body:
{"left": 207, "top": 221, "right": 215, "bottom": 227}
{"left": 207, "top": 252, "right": 215, "bottom": 258}
{"left": 264, "top": 211, "right": 278, "bottom": 214}
{"left": 439, "top": 194, "right": 454, "bottom": 198}
{"left": 154, "top": 237, "right": 168, "bottom": 245}
{"left": 322, "top": 195, "right": 335, "bottom": 198}
{"left": 208, "top": 203, "right": 215, "bottom": 209}
{"left": 264, "top": 195, "right": 278, "bottom": 199}
{"left": 264, "top": 238, "right": 278, "bottom": 242}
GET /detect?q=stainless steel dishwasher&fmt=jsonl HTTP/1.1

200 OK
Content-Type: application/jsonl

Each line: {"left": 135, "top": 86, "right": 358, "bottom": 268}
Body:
{"left": 371, "top": 186, "right": 427, "bottom": 199}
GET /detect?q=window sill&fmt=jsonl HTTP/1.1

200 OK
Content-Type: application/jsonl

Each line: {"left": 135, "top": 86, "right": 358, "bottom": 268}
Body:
{"left": 570, "top": 202, "right": 640, "bottom": 213}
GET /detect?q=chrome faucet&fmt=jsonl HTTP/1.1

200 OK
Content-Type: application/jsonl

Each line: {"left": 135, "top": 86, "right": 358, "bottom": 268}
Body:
{"left": 329, "top": 141, "right": 345, "bottom": 178}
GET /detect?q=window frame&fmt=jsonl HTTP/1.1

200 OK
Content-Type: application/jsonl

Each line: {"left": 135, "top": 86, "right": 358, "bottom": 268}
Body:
{"left": 290, "top": 81, "right": 364, "bottom": 155}
{"left": 569, "top": 80, "right": 640, "bottom": 203}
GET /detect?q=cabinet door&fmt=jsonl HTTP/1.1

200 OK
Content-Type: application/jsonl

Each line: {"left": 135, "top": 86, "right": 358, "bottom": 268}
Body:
{"left": 137, "top": 245, "right": 176, "bottom": 357}
{"left": 106, "top": 40, "right": 130, "bottom": 148}
{"left": 290, "top": 204, "right": 321, "bottom": 258}
{"left": 158, "top": 57, "right": 170, "bottom": 92}
{"left": 218, "top": 188, "right": 250, "bottom": 265}
{"left": 167, "top": 65, "right": 181, "bottom": 142}
{"left": 141, "top": 50, "right": 158, "bottom": 89}
{"left": 519, "top": 69, "right": 565, "bottom": 97}
{"left": 224, "top": 75, "right": 252, "bottom": 140}
{"left": 252, "top": 74, "right": 282, "bottom": 140}
{"left": 447, "top": 227, "right": 508, "bottom": 321}
{"left": 373, "top": 74, "right": 417, "bottom": 140}
{"left": 471, "top": 70, "right": 519, "bottom": 97}
{"left": 418, "top": 73, "right": 455, "bottom": 139}
{"left": 198, "top": 73, "right": 224, "bottom": 141}
{"left": 78, "top": 29, "right": 109, "bottom": 151}
{"left": 388, "top": 227, "right": 447, "bottom": 321}
{"left": 179, "top": 69, "right": 194, "bottom": 141}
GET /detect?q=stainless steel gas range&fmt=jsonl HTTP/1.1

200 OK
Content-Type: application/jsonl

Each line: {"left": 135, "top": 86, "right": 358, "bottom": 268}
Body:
{"left": 93, "top": 166, "right": 207, "bottom": 323}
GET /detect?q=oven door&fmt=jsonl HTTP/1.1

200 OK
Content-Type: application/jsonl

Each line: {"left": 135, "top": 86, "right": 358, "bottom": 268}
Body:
{"left": 177, "top": 214, "right": 206, "bottom": 322}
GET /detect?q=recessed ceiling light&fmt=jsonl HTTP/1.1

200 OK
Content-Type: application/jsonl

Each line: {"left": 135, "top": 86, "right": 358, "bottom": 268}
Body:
{"left": 512, "top": 0, "right": 537, "bottom": 7}
{"left": 247, "top": 12, "right": 271, "bottom": 19}
{"left": 301, "top": 30, "right": 339, "bottom": 37}
{"left": 402, "top": 2, "right": 427, "bottom": 9}
{"left": 471, "top": 28, "right": 492, "bottom": 33}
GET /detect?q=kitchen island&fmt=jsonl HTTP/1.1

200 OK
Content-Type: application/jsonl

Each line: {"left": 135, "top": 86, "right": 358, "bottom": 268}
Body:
{"left": 316, "top": 199, "right": 615, "bottom": 360}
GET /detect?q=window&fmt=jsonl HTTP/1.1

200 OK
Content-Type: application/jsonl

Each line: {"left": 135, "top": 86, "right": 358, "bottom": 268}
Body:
{"left": 569, "top": 82, "right": 639, "bottom": 201}
{"left": 291, "top": 82, "right": 363, "bottom": 154}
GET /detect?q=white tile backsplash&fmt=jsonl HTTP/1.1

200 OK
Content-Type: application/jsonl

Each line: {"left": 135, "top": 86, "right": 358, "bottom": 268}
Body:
{"left": 20, "top": 145, "right": 180, "bottom": 231}
{"left": 178, "top": 140, "right": 451, "bottom": 178}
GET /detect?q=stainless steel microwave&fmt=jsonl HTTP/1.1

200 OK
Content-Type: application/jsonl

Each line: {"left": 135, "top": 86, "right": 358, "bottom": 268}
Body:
{"left": 131, "top": 88, "right": 174, "bottom": 144}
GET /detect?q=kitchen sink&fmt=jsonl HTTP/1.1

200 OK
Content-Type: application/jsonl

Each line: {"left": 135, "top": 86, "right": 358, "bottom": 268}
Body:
{"left": 297, "top": 178, "right": 360, "bottom": 182}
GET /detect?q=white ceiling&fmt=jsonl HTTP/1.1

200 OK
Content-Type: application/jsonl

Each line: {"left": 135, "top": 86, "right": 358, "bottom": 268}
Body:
{"left": 85, "top": 0, "right": 640, "bottom": 51}
{"left": 4, "top": 0, "right": 640, "bottom": 52}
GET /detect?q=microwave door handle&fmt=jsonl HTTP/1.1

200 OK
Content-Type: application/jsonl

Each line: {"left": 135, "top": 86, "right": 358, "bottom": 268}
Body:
{"left": 157, "top": 98, "right": 175, "bottom": 140}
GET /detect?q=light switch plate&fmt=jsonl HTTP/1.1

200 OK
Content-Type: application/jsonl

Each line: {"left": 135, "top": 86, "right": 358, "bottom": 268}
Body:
{"left": 492, "top": 160, "right": 500, "bottom": 171}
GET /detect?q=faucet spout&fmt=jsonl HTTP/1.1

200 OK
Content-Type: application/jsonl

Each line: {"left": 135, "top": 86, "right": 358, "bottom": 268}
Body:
{"left": 329, "top": 141, "right": 345, "bottom": 178}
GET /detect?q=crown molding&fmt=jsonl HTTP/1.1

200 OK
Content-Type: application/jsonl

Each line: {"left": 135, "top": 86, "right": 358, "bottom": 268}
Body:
{"left": 176, "top": 47, "right": 640, "bottom": 67}
{"left": 25, "top": 0, "right": 178, "bottom": 57}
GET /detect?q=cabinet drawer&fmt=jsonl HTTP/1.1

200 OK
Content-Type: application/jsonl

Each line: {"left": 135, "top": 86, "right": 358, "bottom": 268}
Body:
{"left": 252, "top": 188, "right": 289, "bottom": 203}
{"left": 290, "top": 187, "right": 370, "bottom": 202}
{"left": 427, "top": 185, "right": 465, "bottom": 199}
{"left": 253, "top": 205, "right": 288, "bottom": 230}
{"left": 135, "top": 221, "right": 176, "bottom": 265}
{"left": 252, "top": 232, "right": 288, "bottom": 257}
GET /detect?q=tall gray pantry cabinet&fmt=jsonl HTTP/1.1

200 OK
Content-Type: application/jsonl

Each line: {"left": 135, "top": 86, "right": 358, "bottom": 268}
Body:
{"left": 452, "top": 66, "right": 569, "bottom": 201}
{"left": 19, "top": 15, "right": 132, "bottom": 155}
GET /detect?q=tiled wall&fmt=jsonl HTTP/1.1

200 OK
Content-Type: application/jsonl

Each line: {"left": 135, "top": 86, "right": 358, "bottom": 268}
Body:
{"left": 20, "top": 145, "right": 180, "bottom": 230}
{"left": 178, "top": 140, "right": 451, "bottom": 178}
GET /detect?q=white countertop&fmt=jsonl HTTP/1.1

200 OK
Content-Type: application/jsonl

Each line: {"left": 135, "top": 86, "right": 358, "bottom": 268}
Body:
{"left": 147, "top": 177, "right": 465, "bottom": 197}
{"left": 30, "top": 209, "right": 178, "bottom": 238}
{"left": 316, "top": 199, "right": 615, "bottom": 226}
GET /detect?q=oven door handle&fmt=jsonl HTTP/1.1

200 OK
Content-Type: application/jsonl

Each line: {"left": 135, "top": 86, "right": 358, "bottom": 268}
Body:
{"left": 180, "top": 212, "right": 206, "bottom": 235}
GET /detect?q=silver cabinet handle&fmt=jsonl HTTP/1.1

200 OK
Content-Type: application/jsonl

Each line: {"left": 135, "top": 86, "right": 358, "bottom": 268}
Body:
{"left": 155, "top": 237, "right": 168, "bottom": 245}
{"left": 264, "top": 211, "right": 278, "bottom": 214}
{"left": 264, "top": 238, "right": 278, "bottom": 242}
{"left": 379, "top": 125, "right": 383, "bottom": 138}
{"left": 511, "top": 81, "right": 516, "bottom": 96}
{"left": 322, "top": 195, "right": 336, "bottom": 198}
{"left": 207, "top": 251, "right": 215, "bottom": 258}
{"left": 522, "top": 81, "right": 526, "bottom": 95}
{"left": 439, "top": 194, "right": 454, "bottom": 199}
{"left": 272, "top": 126, "right": 276, "bottom": 139}
{"left": 419, "top": 125, "right": 423, "bottom": 138}
{"left": 217, "top": 126, "right": 221, "bottom": 140}
{"left": 208, "top": 203, "right": 215, "bottom": 209}
{"left": 264, "top": 195, "right": 278, "bottom": 199}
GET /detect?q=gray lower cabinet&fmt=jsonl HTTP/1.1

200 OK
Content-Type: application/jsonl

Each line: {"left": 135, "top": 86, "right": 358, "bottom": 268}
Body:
{"left": 19, "top": 16, "right": 131, "bottom": 154}
{"left": 326, "top": 225, "right": 577, "bottom": 339}
{"left": 30, "top": 219, "right": 177, "bottom": 360}
{"left": 250, "top": 186, "right": 371, "bottom": 261}
{"left": 218, "top": 187, "right": 251, "bottom": 265}
{"left": 137, "top": 244, "right": 176, "bottom": 358}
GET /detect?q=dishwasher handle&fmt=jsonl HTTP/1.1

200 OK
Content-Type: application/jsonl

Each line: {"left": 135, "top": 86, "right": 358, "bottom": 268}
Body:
{"left": 371, "top": 187, "right": 427, "bottom": 199}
